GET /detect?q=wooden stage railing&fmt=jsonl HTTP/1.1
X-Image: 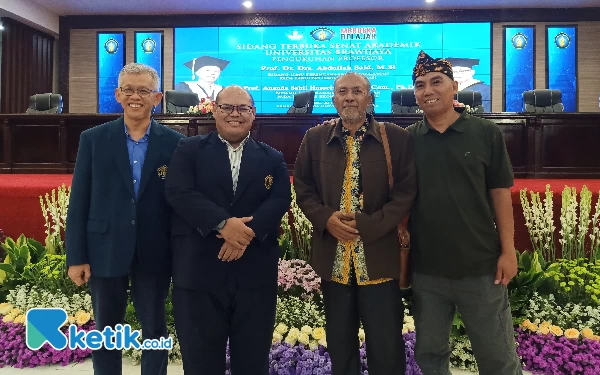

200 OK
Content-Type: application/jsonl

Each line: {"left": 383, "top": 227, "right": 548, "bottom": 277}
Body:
{"left": 1, "top": 113, "right": 599, "bottom": 178}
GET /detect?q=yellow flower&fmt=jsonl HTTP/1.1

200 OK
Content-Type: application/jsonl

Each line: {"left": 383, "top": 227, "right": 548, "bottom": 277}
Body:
{"left": 592, "top": 335, "right": 600, "bottom": 342}
{"left": 309, "top": 340, "right": 319, "bottom": 350}
{"left": 564, "top": 328, "right": 580, "bottom": 339}
{"left": 581, "top": 328, "right": 594, "bottom": 339}
{"left": 9, "top": 308, "right": 20, "bottom": 316}
{"left": 520, "top": 319, "right": 532, "bottom": 329}
{"left": 528, "top": 323, "right": 539, "bottom": 332}
{"left": 358, "top": 328, "right": 366, "bottom": 342}
{"left": 272, "top": 332, "right": 282, "bottom": 344}
{"left": 298, "top": 332, "right": 310, "bottom": 346}
{"left": 2, "top": 314, "right": 15, "bottom": 323}
{"left": 0, "top": 303, "right": 13, "bottom": 315}
{"left": 287, "top": 328, "right": 300, "bottom": 341}
{"left": 312, "top": 327, "right": 325, "bottom": 340}
{"left": 301, "top": 325, "right": 313, "bottom": 335}
{"left": 284, "top": 334, "right": 298, "bottom": 346}
{"left": 539, "top": 325, "right": 550, "bottom": 335}
{"left": 75, "top": 312, "right": 91, "bottom": 326}
{"left": 550, "top": 325, "right": 563, "bottom": 336}
{"left": 275, "top": 323, "right": 288, "bottom": 335}
{"left": 317, "top": 337, "right": 327, "bottom": 348}
{"left": 13, "top": 314, "right": 26, "bottom": 324}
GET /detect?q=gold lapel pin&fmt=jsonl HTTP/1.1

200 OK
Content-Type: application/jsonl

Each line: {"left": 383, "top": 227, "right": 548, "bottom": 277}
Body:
{"left": 157, "top": 165, "right": 168, "bottom": 179}
{"left": 265, "top": 175, "right": 273, "bottom": 189}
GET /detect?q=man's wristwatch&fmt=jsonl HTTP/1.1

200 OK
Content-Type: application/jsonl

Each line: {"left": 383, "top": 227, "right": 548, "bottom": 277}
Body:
{"left": 216, "top": 219, "right": 227, "bottom": 231}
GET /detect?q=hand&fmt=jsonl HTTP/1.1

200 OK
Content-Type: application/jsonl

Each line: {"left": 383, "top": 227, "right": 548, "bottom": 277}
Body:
{"left": 495, "top": 250, "right": 518, "bottom": 285}
{"left": 218, "top": 240, "right": 246, "bottom": 262}
{"left": 340, "top": 212, "right": 357, "bottom": 229}
{"left": 398, "top": 224, "right": 410, "bottom": 248}
{"left": 218, "top": 217, "right": 255, "bottom": 250}
{"left": 326, "top": 211, "right": 359, "bottom": 242}
{"left": 68, "top": 264, "right": 91, "bottom": 286}
{"left": 321, "top": 118, "right": 339, "bottom": 127}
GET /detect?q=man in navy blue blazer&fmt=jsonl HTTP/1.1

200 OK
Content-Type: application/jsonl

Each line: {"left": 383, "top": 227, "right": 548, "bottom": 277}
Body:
{"left": 165, "top": 85, "right": 291, "bottom": 375}
{"left": 66, "top": 63, "right": 184, "bottom": 375}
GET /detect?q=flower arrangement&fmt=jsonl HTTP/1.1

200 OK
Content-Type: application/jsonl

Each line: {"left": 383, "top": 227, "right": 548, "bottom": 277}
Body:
{"left": 544, "top": 258, "right": 600, "bottom": 306}
{"left": 6, "top": 284, "right": 92, "bottom": 317}
{"left": 0, "top": 320, "right": 94, "bottom": 368}
{"left": 516, "top": 327, "right": 600, "bottom": 374}
{"left": 39, "top": 184, "right": 70, "bottom": 255}
{"left": 450, "top": 334, "right": 477, "bottom": 372}
{"left": 524, "top": 292, "right": 600, "bottom": 333}
{"left": 277, "top": 259, "right": 321, "bottom": 300}
{"left": 520, "top": 185, "right": 600, "bottom": 262}
{"left": 267, "top": 332, "right": 422, "bottom": 375}
{"left": 187, "top": 98, "right": 216, "bottom": 117}
{"left": 453, "top": 100, "right": 475, "bottom": 114}
{"left": 275, "top": 295, "right": 325, "bottom": 329}
{"left": 279, "top": 185, "right": 313, "bottom": 261}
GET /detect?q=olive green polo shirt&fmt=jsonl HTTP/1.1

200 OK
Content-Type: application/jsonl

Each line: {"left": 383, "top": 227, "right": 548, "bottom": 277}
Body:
{"left": 407, "top": 112, "right": 514, "bottom": 279}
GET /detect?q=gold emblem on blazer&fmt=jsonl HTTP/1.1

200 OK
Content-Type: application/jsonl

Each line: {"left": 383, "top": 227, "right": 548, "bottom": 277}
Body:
{"left": 157, "top": 165, "right": 168, "bottom": 179}
{"left": 265, "top": 175, "right": 273, "bottom": 189}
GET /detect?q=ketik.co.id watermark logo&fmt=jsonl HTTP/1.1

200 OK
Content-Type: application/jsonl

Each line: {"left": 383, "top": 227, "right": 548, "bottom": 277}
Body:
{"left": 26, "top": 308, "right": 172, "bottom": 350}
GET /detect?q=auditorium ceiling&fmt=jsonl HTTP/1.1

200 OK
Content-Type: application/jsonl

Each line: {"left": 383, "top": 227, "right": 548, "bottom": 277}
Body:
{"left": 27, "top": 0, "right": 600, "bottom": 15}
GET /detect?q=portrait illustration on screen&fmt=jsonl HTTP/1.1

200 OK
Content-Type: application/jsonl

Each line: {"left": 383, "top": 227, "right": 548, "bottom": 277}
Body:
{"left": 174, "top": 55, "right": 230, "bottom": 101}
{"left": 446, "top": 57, "right": 491, "bottom": 112}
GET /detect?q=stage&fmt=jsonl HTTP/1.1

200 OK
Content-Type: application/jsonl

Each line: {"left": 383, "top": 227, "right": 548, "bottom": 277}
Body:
{"left": 1, "top": 174, "right": 598, "bottom": 253}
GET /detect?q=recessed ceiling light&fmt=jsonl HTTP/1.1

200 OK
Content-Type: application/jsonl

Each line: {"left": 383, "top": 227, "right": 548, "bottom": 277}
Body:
{"left": 426, "top": 0, "right": 435, "bottom": 3}
{"left": 242, "top": 1, "right": 253, "bottom": 8}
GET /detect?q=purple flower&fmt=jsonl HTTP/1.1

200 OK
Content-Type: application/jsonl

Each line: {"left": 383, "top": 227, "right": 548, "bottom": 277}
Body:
{"left": 516, "top": 328, "right": 600, "bottom": 374}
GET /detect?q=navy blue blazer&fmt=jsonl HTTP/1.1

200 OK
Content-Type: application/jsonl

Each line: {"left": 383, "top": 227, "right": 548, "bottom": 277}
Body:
{"left": 165, "top": 131, "right": 292, "bottom": 291}
{"left": 65, "top": 117, "right": 185, "bottom": 277}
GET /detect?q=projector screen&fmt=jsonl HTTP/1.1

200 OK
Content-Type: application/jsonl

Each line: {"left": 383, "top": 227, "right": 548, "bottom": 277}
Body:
{"left": 174, "top": 23, "right": 491, "bottom": 113}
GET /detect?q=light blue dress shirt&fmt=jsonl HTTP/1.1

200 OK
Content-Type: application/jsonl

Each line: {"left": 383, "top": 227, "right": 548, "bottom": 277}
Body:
{"left": 124, "top": 122, "right": 151, "bottom": 198}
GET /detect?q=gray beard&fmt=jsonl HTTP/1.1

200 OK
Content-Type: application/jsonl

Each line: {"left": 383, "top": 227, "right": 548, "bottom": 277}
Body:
{"left": 340, "top": 108, "right": 363, "bottom": 123}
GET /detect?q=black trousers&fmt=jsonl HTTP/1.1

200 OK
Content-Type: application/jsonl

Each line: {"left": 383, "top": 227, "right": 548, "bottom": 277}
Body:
{"left": 88, "top": 265, "right": 170, "bottom": 375}
{"left": 172, "top": 278, "right": 278, "bottom": 375}
{"left": 321, "top": 279, "right": 406, "bottom": 375}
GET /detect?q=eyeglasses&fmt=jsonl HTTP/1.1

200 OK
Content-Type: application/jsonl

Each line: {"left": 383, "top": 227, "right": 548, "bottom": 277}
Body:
{"left": 119, "top": 87, "right": 157, "bottom": 98}
{"left": 217, "top": 104, "right": 254, "bottom": 114}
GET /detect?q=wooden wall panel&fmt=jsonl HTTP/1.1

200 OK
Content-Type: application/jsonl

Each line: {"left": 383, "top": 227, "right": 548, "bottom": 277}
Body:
{"left": 578, "top": 22, "right": 600, "bottom": 112}
{"left": 0, "top": 18, "right": 54, "bottom": 114}
{"left": 494, "top": 21, "right": 600, "bottom": 113}
{"left": 70, "top": 28, "right": 174, "bottom": 113}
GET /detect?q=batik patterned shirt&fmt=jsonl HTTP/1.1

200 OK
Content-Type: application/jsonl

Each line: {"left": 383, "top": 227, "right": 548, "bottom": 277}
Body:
{"left": 331, "top": 121, "right": 393, "bottom": 285}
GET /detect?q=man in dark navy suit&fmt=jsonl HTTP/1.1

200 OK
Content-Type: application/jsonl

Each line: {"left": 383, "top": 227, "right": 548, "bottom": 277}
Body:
{"left": 165, "top": 85, "right": 291, "bottom": 375}
{"left": 66, "top": 63, "right": 184, "bottom": 375}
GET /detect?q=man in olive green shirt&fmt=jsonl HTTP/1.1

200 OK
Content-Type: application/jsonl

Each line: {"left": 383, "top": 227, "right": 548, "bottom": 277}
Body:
{"left": 407, "top": 51, "right": 522, "bottom": 375}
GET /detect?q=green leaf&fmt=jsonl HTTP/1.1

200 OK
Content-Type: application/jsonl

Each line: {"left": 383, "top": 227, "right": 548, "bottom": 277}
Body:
{"left": 521, "top": 251, "right": 532, "bottom": 271}
{"left": 1, "top": 237, "right": 16, "bottom": 253}
{"left": 27, "top": 239, "right": 47, "bottom": 264}
{"left": 0, "top": 263, "right": 15, "bottom": 273}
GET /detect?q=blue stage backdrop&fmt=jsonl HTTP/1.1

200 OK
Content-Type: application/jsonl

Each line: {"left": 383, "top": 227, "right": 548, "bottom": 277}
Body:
{"left": 97, "top": 33, "right": 125, "bottom": 113}
{"left": 135, "top": 32, "right": 163, "bottom": 113}
{"left": 174, "top": 23, "right": 491, "bottom": 114}
{"left": 504, "top": 27, "right": 534, "bottom": 112}
{"left": 547, "top": 26, "right": 577, "bottom": 112}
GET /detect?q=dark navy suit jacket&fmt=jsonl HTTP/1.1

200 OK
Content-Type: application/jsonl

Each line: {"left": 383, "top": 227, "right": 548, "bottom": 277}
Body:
{"left": 165, "top": 131, "right": 292, "bottom": 291}
{"left": 65, "top": 117, "right": 185, "bottom": 277}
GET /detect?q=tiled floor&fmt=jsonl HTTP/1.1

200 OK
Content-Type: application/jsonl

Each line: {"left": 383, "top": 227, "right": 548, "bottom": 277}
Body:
{"left": 0, "top": 358, "right": 533, "bottom": 374}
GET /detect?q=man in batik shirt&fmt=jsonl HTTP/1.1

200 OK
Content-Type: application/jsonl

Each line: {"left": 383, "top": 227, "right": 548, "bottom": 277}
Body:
{"left": 294, "top": 72, "right": 417, "bottom": 375}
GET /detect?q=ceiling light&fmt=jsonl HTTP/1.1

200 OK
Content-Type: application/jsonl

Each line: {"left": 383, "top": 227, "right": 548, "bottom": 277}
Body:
{"left": 242, "top": 1, "right": 253, "bottom": 8}
{"left": 426, "top": 0, "right": 435, "bottom": 2}
{"left": 0, "top": 24, "right": 4, "bottom": 31}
